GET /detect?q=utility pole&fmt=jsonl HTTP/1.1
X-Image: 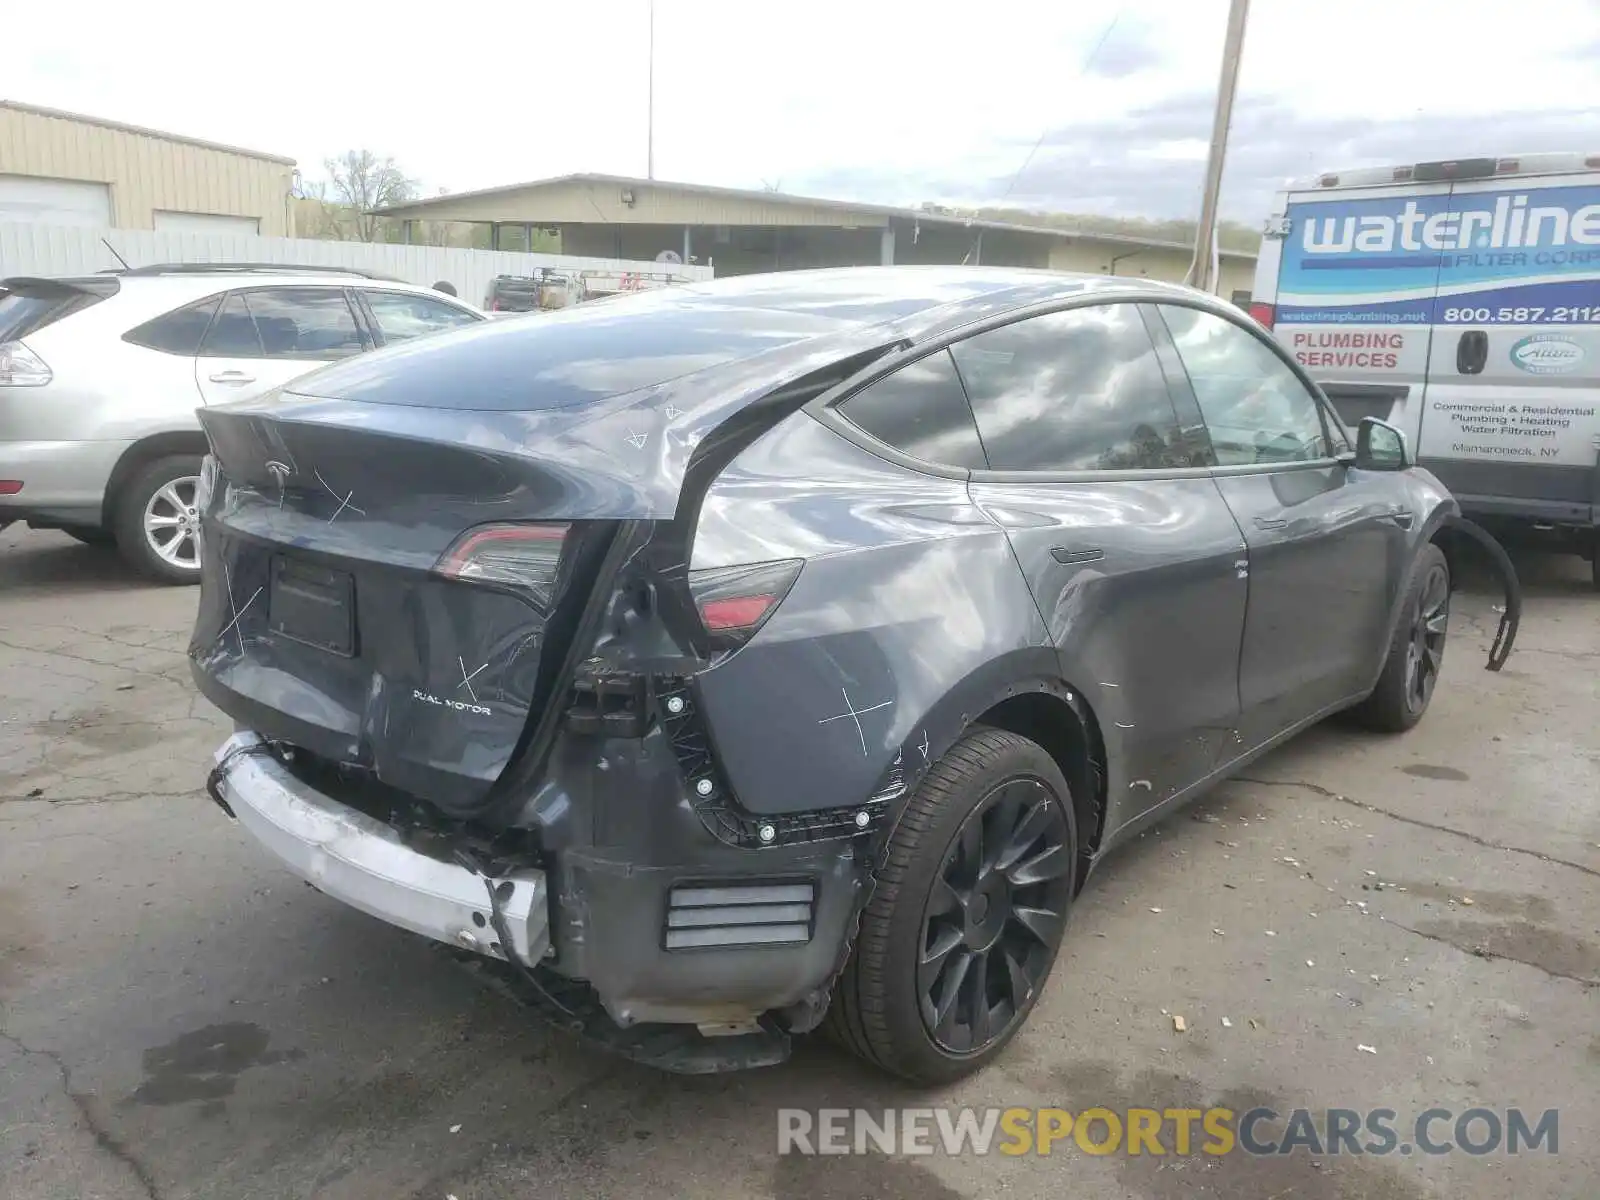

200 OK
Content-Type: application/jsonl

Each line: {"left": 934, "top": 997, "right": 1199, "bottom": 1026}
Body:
{"left": 1186, "top": 0, "right": 1250, "bottom": 292}
{"left": 647, "top": 0, "right": 656, "bottom": 180}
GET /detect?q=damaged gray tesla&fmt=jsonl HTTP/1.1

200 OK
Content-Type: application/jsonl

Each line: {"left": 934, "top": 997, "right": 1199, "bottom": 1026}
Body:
{"left": 193, "top": 267, "right": 1496, "bottom": 1083}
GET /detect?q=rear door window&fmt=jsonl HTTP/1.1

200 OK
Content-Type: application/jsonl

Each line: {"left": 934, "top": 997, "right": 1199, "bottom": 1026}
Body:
{"left": 1158, "top": 304, "right": 1331, "bottom": 466}
{"left": 200, "top": 293, "right": 262, "bottom": 356}
{"left": 123, "top": 295, "right": 222, "bottom": 355}
{"left": 362, "top": 290, "right": 480, "bottom": 344}
{"left": 951, "top": 303, "right": 1191, "bottom": 472}
{"left": 837, "top": 349, "right": 989, "bottom": 469}
{"left": 199, "top": 288, "right": 366, "bottom": 360}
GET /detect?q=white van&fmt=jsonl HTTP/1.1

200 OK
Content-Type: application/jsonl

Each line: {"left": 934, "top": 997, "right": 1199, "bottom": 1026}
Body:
{"left": 1251, "top": 154, "right": 1600, "bottom": 586}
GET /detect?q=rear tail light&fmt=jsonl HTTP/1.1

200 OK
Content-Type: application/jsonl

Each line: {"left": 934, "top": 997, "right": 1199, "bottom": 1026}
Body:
{"left": 435, "top": 522, "right": 569, "bottom": 609}
{"left": 0, "top": 481, "right": 22, "bottom": 495}
{"left": 0, "top": 341, "right": 52, "bottom": 387}
{"left": 688, "top": 559, "right": 802, "bottom": 648}
{"left": 1247, "top": 301, "right": 1276, "bottom": 330}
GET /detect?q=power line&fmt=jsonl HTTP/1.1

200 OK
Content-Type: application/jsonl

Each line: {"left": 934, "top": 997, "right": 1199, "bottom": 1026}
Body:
{"left": 999, "top": 10, "right": 1126, "bottom": 202}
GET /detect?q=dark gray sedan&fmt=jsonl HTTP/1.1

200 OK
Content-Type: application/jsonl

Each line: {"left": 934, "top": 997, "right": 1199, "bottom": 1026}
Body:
{"left": 193, "top": 267, "right": 1463, "bottom": 1083}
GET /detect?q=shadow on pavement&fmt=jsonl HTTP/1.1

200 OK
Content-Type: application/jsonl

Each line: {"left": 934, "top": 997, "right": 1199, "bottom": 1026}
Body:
{"left": 0, "top": 529, "right": 161, "bottom": 597}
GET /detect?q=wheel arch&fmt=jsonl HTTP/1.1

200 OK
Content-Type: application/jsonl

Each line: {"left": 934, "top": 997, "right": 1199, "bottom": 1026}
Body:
{"left": 101, "top": 431, "right": 210, "bottom": 527}
{"left": 975, "top": 688, "right": 1107, "bottom": 884}
{"left": 900, "top": 648, "right": 1109, "bottom": 883}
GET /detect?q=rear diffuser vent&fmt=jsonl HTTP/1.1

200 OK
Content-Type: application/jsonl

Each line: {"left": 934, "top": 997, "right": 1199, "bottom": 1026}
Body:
{"left": 664, "top": 881, "right": 815, "bottom": 950}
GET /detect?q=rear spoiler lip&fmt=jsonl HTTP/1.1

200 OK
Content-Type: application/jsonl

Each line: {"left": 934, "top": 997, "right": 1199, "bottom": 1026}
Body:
{"left": 1, "top": 275, "right": 122, "bottom": 298}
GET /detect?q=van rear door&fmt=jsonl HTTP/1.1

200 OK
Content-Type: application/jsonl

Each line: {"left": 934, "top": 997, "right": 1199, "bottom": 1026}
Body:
{"left": 1269, "top": 182, "right": 1450, "bottom": 439}
{"left": 1414, "top": 171, "right": 1600, "bottom": 524}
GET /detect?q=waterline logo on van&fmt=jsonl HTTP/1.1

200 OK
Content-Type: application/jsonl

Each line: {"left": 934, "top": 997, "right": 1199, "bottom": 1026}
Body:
{"left": 1301, "top": 194, "right": 1600, "bottom": 256}
{"left": 1510, "top": 335, "right": 1585, "bottom": 375}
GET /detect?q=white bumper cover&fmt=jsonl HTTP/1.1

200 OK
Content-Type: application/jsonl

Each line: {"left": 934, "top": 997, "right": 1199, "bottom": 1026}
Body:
{"left": 210, "top": 732, "right": 549, "bottom": 966}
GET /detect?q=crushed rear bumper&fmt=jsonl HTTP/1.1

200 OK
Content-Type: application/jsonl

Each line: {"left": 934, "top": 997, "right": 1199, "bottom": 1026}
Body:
{"left": 207, "top": 730, "right": 870, "bottom": 1069}
{"left": 208, "top": 731, "right": 551, "bottom": 966}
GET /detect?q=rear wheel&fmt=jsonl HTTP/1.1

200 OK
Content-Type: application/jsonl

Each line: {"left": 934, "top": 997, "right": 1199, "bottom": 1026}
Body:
{"left": 826, "top": 727, "right": 1077, "bottom": 1083}
{"left": 1352, "top": 543, "right": 1449, "bottom": 732}
{"left": 113, "top": 454, "right": 204, "bottom": 584}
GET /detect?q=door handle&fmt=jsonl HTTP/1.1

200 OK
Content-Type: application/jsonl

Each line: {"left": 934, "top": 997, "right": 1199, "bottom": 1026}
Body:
{"left": 1253, "top": 516, "right": 1288, "bottom": 531}
{"left": 1050, "top": 546, "right": 1105, "bottom": 565}
{"left": 1456, "top": 330, "right": 1488, "bottom": 375}
{"left": 208, "top": 370, "right": 255, "bottom": 384}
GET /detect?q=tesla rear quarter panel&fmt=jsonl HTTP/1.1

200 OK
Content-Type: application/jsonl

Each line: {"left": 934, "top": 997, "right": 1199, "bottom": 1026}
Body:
{"left": 691, "top": 413, "right": 1054, "bottom": 818}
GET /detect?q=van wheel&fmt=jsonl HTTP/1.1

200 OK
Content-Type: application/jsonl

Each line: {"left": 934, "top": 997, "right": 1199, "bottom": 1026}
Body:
{"left": 825, "top": 728, "right": 1077, "bottom": 1083}
{"left": 1352, "top": 543, "right": 1449, "bottom": 732}
{"left": 113, "top": 454, "right": 204, "bottom": 584}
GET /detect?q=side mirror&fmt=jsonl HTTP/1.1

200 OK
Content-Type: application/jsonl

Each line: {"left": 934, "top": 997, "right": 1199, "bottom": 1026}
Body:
{"left": 1355, "top": 417, "right": 1410, "bottom": 471}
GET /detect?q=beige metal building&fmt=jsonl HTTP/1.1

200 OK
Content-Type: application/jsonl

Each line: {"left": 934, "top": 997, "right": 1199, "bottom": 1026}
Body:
{"left": 376, "top": 173, "right": 1258, "bottom": 298}
{"left": 0, "top": 100, "right": 296, "bottom": 237}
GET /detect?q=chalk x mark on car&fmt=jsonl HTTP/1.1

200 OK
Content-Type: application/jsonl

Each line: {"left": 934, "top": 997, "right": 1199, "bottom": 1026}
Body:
{"left": 216, "top": 560, "right": 262, "bottom": 655}
{"left": 457, "top": 657, "right": 489, "bottom": 704}
{"left": 314, "top": 469, "right": 364, "bottom": 523}
{"left": 817, "top": 686, "right": 893, "bottom": 757}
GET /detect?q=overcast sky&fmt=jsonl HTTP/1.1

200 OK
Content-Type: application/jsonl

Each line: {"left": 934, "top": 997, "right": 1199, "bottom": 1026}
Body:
{"left": 9, "top": 0, "right": 1599, "bottom": 222}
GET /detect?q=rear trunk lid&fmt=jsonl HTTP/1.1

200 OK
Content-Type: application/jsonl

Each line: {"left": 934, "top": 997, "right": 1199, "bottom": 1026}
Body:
{"left": 190, "top": 294, "right": 887, "bottom": 814}
{"left": 191, "top": 400, "right": 630, "bottom": 814}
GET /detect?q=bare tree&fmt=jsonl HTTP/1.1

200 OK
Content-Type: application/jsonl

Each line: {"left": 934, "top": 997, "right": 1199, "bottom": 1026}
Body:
{"left": 324, "top": 150, "right": 418, "bottom": 242}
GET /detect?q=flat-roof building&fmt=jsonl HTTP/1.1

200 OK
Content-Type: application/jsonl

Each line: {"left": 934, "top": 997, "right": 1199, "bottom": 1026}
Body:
{"left": 374, "top": 173, "right": 1257, "bottom": 296}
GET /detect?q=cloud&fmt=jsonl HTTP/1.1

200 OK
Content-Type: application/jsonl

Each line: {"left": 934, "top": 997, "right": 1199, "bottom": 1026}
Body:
{"left": 1084, "top": 28, "right": 1165, "bottom": 79}
{"left": 796, "top": 97, "right": 1598, "bottom": 225}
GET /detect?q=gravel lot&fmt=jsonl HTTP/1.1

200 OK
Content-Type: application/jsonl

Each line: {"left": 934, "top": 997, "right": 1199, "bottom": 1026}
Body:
{"left": 2, "top": 525, "right": 1596, "bottom": 1200}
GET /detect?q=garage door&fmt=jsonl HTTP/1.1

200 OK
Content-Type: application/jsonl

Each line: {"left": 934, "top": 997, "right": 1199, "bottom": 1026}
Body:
{"left": 0, "top": 175, "right": 112, "bottom": 226}
{"left": 153, "top": 210, "right": 261, "bottom": 236}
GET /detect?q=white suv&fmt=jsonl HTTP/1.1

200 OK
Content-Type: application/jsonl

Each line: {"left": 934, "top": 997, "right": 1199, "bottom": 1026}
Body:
{"left": 0, "top": 265, "right": 484, "bottom": 581}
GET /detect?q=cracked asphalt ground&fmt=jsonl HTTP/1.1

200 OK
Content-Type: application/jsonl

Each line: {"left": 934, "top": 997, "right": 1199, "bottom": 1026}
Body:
{"left": 3, "top": 525, "right": 1597, "bottom": 1200}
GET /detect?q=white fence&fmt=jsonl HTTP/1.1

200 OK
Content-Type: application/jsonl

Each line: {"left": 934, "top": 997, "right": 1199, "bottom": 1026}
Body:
{"left": 0, "top": 222, "right": 712, "bottom": 305}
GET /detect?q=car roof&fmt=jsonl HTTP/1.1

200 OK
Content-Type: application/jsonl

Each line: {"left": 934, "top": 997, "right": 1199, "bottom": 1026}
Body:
{"left": 664, "top": 265, "right": 1193, "bottom": 325}
{"left": 291, "top": 266, "right": 1211, "bottom": 415}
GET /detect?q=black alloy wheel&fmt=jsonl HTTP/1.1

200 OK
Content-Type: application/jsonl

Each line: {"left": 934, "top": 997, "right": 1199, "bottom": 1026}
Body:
{"left": 918, "top": 775, "right": 1073, "bottom": 1054}
{"left": 1405, "top": 560, "right": 1450, "bottom": 716}
{"left": 826, "top": 727, "right": 1079, "bottom": 1083}
{"left": 1352, "top": 542, "right": 1450, "bottom": 732}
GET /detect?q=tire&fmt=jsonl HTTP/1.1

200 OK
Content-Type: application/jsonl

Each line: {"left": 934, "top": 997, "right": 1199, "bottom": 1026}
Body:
{"left": 112, "top": 454, "right": 205, "bottom": 584}
{"left": 63, "top": 526, "right": 115, "bottom": 547}
{"left": 1351, "top": 543, "right": 1450, "bottom": 732}
{"left": 825, "top": 727, "right": 1078, "bottom": 1083}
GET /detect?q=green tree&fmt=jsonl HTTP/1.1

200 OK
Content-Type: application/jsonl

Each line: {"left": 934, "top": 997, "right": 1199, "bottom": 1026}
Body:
{"left": 323, "top": 150, "right": 418, "bottom": 242}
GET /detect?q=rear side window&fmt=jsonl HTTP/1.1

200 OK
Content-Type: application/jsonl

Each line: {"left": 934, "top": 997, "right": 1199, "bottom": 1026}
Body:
{"left": 1, "top": 280, "right": 117, "bottom": 341}
{"left": 363, "top": 290, "right": 480, "bottom": 343}
{"left": 837, "top": 349, "right": 989, "bottom": 470}
{"left": 123, "top": 295, "right": 221, "bottom": 355}
{"left": 1158, "top": 305, "right": 1331, "bottom": 466}
{"left": 199, "top": 288, "right": 365, "bottom": 360}
{"left": 950, "top": 303, "right": 1189, "bottom": 472}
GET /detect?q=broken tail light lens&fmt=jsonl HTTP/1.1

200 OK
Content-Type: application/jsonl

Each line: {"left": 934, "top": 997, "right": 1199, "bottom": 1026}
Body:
{"left": 1247, "top": 302, "right": 1276, "bottom": 330}
{"left": 687, "top": 558, "right": 802, "bottom": 648}
{"left": 435, "top": 522, "right": 570, "bottom": 610}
